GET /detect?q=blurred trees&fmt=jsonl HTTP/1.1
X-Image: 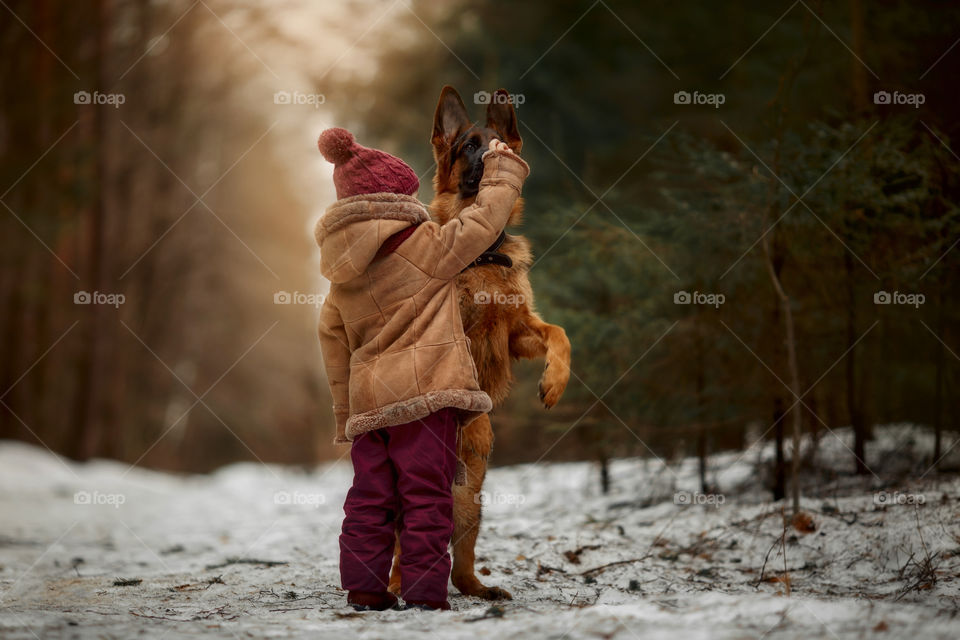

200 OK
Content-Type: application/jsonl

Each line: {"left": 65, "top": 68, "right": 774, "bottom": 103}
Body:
{"left": 324, "top": 0, "right": 960, "bottom": 492}
{"left": 0, "top": 0, "right": 329, "bottom": 471}
{"left": 2, "top": 0, "right": 959, "bottom": 486}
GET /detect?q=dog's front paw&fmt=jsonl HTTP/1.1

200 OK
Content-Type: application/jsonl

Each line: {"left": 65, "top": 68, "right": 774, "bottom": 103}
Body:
{"left": 538, "top": 362, "right": 567, "bottom": 408}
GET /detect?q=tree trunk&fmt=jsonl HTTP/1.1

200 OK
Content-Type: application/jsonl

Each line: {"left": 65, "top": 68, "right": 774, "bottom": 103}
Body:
{"left": 845, "top": 253, "right": 869, "bottom": 474}
{"left": 933, "top": 277, "right": 945, "bottom": 468}
{"left": 27, "top": 0, "right": 56, "bottom": 442}
{"left": 760, "top": 2, "right": 817, "bottom": 515}
{"left": 0, "top": 240, "right": 26, "bottom": 441}
{"left": 847, "top": 0, "right": 872, "bottom": 475}
{"left": 598, "top": 455, "right": 610, "bottom": 495}
{"left": 849, "top": 0, "right": 868, "bottom": 113}
{"left": 696, "top": 322, "right": 707, "bottom": 493}
{"left": 773, "top": 396, "right": 786, "bottom": 502}
{"left": 761, "top": 240, "right": 804, "bottom": 514}
{"left": 73, "top": 0, "right": 110, "bottom": 459}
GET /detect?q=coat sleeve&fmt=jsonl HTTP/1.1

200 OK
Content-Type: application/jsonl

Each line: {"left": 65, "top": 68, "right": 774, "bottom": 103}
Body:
{"left": 318, "top": 299, "right": 352, "bottom": 444}
{"left": 421, "top": 150, "right": 530, "bottom": 280}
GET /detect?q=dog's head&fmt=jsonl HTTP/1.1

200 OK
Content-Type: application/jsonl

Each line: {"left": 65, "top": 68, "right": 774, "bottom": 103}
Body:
{"left": 430, "top": 86, "right": 522, "bottom": 223}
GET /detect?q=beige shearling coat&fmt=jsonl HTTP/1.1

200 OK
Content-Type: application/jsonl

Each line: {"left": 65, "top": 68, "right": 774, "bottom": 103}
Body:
{"left": 316, "top": 150, "right": 530, "bottom": 444}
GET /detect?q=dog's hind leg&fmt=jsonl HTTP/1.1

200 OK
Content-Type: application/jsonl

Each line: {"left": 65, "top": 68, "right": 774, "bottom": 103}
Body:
{"left": 451, "top": 414, "right": 512, "bottom": 600}
{"left": 387, "top": 533, "right": 401, "bottom": 595}
{"left": 452, "top": 497, "right": 512, "bottom": 600}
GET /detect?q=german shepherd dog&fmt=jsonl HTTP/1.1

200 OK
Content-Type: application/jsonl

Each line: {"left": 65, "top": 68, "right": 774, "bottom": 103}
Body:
{"left": 389, "top": 86, "right": 571, "bottom": 600}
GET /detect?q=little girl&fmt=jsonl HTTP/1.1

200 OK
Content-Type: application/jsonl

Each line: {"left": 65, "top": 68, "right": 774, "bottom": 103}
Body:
{"left": 315, "top": 127, "right": 528, "bottom": 611}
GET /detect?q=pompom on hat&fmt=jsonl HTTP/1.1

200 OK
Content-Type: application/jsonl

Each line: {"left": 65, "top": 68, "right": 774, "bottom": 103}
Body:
{"left": 318, "top": 127, "right": 419, "bottom": 199}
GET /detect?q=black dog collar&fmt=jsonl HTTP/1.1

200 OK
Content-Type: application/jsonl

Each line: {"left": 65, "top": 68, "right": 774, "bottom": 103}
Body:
{"left": 462, "top": 231, "right": 513, "bottom": 271}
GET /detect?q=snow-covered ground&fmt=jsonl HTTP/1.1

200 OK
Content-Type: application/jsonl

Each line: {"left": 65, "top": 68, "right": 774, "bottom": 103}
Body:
{"left": 1, "top": 425, "right": 959, "bottom": 639}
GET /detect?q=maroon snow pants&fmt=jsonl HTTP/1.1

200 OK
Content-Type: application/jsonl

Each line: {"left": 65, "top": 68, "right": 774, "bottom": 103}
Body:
{"left": 339, "top": 408, "right": 458, "bottom": 603}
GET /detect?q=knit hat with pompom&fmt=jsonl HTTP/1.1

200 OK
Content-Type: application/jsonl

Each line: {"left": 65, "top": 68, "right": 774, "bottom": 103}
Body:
{"left": 318, "top": 128, "right": 419, "bottom": 199}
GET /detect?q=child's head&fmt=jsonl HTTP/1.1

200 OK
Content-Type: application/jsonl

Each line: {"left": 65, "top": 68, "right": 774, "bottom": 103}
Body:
{"left": 318, "top": 128, "right": 419, "bottom": 199}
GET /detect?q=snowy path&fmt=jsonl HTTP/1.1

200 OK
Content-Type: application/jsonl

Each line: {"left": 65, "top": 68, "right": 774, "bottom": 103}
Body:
{"left": 1, "top": 428, "right": 959, "bottom": 639}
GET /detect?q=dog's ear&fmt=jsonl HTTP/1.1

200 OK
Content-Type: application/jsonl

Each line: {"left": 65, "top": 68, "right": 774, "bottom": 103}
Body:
{"left": 485, "top": 89, "right": 522, "bottom": 153}
{"left": 432, "top": 85, "right": 471, "bottom": 152}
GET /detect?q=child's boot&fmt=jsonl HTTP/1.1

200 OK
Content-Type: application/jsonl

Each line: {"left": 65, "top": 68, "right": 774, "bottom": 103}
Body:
{"left": 347, "top": 590, "right": 399, "bottom": 611}
{"left": 402, "top": 599, "right": 451, "bottom": 611}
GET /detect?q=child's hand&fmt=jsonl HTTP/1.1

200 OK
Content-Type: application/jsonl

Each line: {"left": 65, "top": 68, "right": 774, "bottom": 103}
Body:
{"left": 482, "top": 138, "right": 529, "bottom": 183}
{"left": 486, "top": 139, "right": 521, "bottom": 162}
{"left": 488, "top": 139, "right": 511, "bottom": 154}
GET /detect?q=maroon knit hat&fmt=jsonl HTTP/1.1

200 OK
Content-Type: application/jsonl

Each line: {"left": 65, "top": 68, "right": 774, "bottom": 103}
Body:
{"left": 318, "top": 128, "right": 419, "bottom": 199}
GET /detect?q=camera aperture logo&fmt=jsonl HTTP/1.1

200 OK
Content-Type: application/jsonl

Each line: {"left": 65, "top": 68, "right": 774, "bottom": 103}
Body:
{"left": 74, "top": 90, "right": 125, "bottom": 108}
{"left": 74, "top": 291, "right": 125, "bottom": 308}
{"left": 674, "top": 90, "right": 725, "bottom": 108}
{"left": 474, "top": 90, "right": 525, "bottom": 106}
{"left": 874, "top": 290, "right": 924, "bottom": 308}
{"left": 474, "top": 290, "right": 525, "bottom": 307}
{"left": 274, "top": 291, "right": 325, "bottom": 308}
{"left": 674, "top": 290, "right": 725, "bottom": 308}
{"left": 274, "top": 490, "right": 325, "bottom": 509}
{"left": 273, "top": 91, "right": 325, "bottom": 109}
{"left": 74, "top": 490, "right": 126, "bottom": 508}
{"left": 473, "top": 490, "right": 526, "bottom": 507}
{"left": 874, "top": 491, "right": 925, "bottom": 506}
{"left": 673, "top": 490, "right": 724, "bottom": 508}
{"left": 873, "top": 90, "right": 924, "bottom": 109}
